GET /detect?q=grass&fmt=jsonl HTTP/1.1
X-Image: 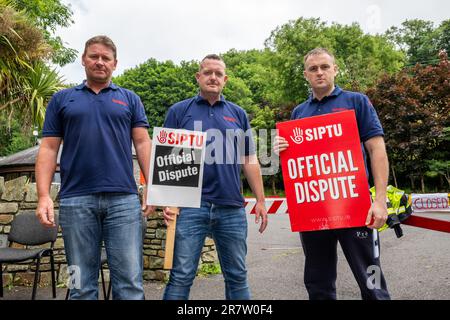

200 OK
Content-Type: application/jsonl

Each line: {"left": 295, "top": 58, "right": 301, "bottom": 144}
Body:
{"left": 197, "top": 263, "right": 222, "bottom": 277}
{"left": 242, "top": 189, "right": 286, "bottom": 197}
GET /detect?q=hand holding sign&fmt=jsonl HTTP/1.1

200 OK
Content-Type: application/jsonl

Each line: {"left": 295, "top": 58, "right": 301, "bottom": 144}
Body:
{"left": 140, "top": 185, "right": 156, "bottom": 217}
{"left": 273, "top": 136, "right": 289, "bottom": 155}
{"left": 147, "top": 127, "right": 207, "bottom": 269}
{"left": 276, "top": 111, "right": 371, "bottom": 232}
{"left": 147, "top": 128, "right": 206, "bottom": 208}
{"left": 366, "top": 199, "right": 388, "bottom": 229}
{"left": 163, "top": 207, "right": 178, "bottom": 225}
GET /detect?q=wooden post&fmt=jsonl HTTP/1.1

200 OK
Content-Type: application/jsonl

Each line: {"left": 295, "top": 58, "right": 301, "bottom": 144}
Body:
{"left": 164, "top": 207, "right": 179, "bottom": 269}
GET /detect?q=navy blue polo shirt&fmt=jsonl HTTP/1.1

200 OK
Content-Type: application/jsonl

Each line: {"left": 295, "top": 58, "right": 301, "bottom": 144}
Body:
{"left": 291, "top": 86, "right": 384, "bottom": 176}
{"left": 42, "top": 81, "right": 149, "bottom": 199}
{"left": 163, "top": 95, "right": 255, "bottom": 207}
{"left": 291, "top": 86, "right": 383, "bottom": 141}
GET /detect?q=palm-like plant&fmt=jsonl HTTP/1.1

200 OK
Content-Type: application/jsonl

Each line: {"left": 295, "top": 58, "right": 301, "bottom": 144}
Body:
{"left": 24, "top": 62, "right": 64, "bottom": 129}
{"left": 1, "top": 0, "right": 63, "bottom": 131}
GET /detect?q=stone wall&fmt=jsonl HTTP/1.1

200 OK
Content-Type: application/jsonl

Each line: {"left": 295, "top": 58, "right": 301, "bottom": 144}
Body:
{"left": 0, "top": 176, "right": 218, "bottom": 288}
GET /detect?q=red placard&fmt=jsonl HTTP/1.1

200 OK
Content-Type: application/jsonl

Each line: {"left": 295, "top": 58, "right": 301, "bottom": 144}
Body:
{"left": 276, "top": 110, "right": 371, "bottom": 232}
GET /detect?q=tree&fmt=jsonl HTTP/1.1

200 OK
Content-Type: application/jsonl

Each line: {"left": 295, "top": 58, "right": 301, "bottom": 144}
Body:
{"left": 223, "top": 70, "right": 258, "bottom": 117}
{"left": 426, "top": 159, "right": 450, "bottom": 189}
{"left": 114, "top": 56, "right": 267, "bottom": 134}
{"left": 0, "top": 1, "right": 66, "bottom": 156}
{"left": 265, "top": 17, "right": 405, "bottom": 106}
{"left": 222, "top": 48, "right": 280, "bottom": 108}
{"left": 25, "top": 62, "right": 64, "bottom": 129}
{"left": 0, "top": 2, "right": 63, "bottom": 126}
{"left": 221, "top": 49, "right": 287, "bottom": 194}
{"left": 367, "top": 52, "right": 450, "bottom": 191}
{"left": 0, "top": 117, "right": 35, "bottom": 156}
{"left": 385, "top": 19, "right": 450, "bottom": 66}
{"left": 435, "top": 20, "right": 450, "bottom": 57}
{"left": 113, "top": 59, "right": 199, "bottom": 134}
{"left": 5, "top": 0, "right": 77, "bottom": 66}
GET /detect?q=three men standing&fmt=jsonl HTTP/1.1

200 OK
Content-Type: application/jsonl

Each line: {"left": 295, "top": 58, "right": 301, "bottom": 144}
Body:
{"left": 36, "top": 36, "right": 390, "bottom": 301}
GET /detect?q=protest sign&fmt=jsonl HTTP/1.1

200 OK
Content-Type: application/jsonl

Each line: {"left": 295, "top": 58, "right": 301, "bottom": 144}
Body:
{"left": 147, "top": 127, "right": 206, "bottom": 269}
{"left": 277, "top": 110, "right": 371, "bottom": 232}
{"left": 146, "top": 127, "right": 206, "bottom": 208}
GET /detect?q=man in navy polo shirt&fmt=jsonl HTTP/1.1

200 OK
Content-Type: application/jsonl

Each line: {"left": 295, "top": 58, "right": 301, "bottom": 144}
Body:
{"left": 35, "top": 36, "right": 153, "bottom": 300}
{"left": 162, "top": 54, "right": 268, "bottom": 300}
{"left": 274, "top": 48, "right": 391, "bottom": 300}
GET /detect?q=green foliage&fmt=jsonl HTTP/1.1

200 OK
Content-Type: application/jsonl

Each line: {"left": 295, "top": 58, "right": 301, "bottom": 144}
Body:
{"left": 425, "top": 160, "right": 449, "bottom": 177}
{"left": 222, "top": 48, "right": 280, "bottom": 107}
{"left": 425, "top": 159, "right": 450, "bottom": 187}
{"left": 0, "top": 116, "right": 34, "bottom": 156}
{"left": 197, "top": 263, "right": 222, "bottom": 277}
{"left": 0, "top": 1, "right": 66, "bottom": 156}
{"left": 4, "top": 129, "right": 34, "bottom": 155}
{"left": 0, "top": 7, "right": 440, "bottom": 193}
{"left": 251, "top": 106, "right": 276, "bottom": 132}
{"left": 367, "top": 53, "right": 450, "bottom": 191}
{"left": 385, "top": 19, "right": 450, "bottom": 66}
{"left": 435, "top": 20, "right": 450, "bottom": 57}
{"left": 223, "top": 71, "right": 258, "bottom": 116}
{"left": 114, "top": 55, "right": 269, "bottom": 133}
{"left": 24, "top": 62, "right": 64, "bottom": 129}
{"left": 425, "top": 126, "right": 450, "bottom": 187}
{"left": 6, "top": 0, "right": 77, "bottom": 66}
{"left": 243, "top": 187, "right": 285, "bottom": 197}
{"left": 114, "top": 59, "right": 198, "bottom": 134}
{"left": 0, "top": 1, "right": 50, "bottom": 87}
{"left": 4, "top": 274, "right": 14, "bottom": 291}
{"left": 265, "top": 17, "right": 405, "bottom": 105}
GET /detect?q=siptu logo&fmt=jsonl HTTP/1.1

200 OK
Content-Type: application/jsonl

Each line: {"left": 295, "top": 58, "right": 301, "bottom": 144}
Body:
{"left": 290, "top": 128, "right": 304, "bottom": 145}
{"left": 157, "top": 130, "right": 168, "bottom": 144}
{"left": 157, "top": 129, "right": 204, "bottom": 147}
{"left": 292, "top": 124, "right": 343, "bottom": 144}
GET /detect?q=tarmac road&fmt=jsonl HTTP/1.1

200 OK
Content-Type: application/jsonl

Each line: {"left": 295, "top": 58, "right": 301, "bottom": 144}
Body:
{"left": 144, "top": 210, "right": 450, "bottom": 300}
{"left": 1, "top": 211, "right": 449, "bottom": 300}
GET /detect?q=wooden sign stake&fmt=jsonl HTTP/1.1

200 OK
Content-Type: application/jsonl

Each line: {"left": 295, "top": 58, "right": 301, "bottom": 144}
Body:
{"left": 164, "top": 207, "right": 180, "bottom": 269}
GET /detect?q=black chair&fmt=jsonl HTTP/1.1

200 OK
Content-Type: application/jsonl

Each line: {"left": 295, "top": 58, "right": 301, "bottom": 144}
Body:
{"left": 65, "top": 216, "right": 147, "bottom": 300}
{"left": 0, "top": 211, "right": 59, "bottom": 300}
{"left": 64, "top": 247, "right": 109, "bottom": 300}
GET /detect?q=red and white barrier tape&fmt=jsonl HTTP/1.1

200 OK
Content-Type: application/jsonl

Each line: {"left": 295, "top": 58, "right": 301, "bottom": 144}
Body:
{"left": 403, "top": 216, "right": 450, "bottom": 233}
{"left": 245, "top": 197, "right": 450, "bottom": 233}
{"left": 244, "top": 197, "right": 288, "bottom": 215}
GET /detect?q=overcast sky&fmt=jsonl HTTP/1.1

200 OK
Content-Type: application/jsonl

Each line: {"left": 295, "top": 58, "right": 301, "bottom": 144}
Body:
{"left": 56, "top": 0, "right": 450, "bottom": 84}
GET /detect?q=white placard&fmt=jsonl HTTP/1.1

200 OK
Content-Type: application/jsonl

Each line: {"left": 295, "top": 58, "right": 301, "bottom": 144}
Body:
{"left": 147, "top": 127, "right": 206, "bottom": 208}
{"left": 411, "top": 193, "right": 450, "bottom": 212}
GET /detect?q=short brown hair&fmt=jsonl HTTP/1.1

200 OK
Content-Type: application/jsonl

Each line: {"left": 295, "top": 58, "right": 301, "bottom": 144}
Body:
{"left": 83, "top": 35, "right": 117, "bottom": 59}
{"left": 199, "top": 54, "right": 226, "bottom": 70}
{"left": 303, "top": 48, "right": 335, "bottom": 66}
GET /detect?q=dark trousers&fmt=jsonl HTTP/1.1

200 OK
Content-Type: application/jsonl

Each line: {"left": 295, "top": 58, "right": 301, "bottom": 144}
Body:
{"left": 300, "top": 227, "right": 391, "bottom": 300}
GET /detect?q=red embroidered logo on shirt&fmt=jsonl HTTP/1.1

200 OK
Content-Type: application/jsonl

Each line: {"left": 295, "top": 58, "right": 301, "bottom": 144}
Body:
{"left": 112, "top": 99, "right": 128, "bottom": 107}
{"left": 223, "top": 116, "right": 237, "bottom": 123}
{"left": 332, "top": 107, "right": 348, "bottom": 112}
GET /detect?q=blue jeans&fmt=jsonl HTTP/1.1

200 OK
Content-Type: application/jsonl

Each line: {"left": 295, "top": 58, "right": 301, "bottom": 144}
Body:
{"left": 59, "top": 193, "right": 144, "bottom": 300}
{"left": 163, "top": 201, "right": 250, "bottom": 300}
